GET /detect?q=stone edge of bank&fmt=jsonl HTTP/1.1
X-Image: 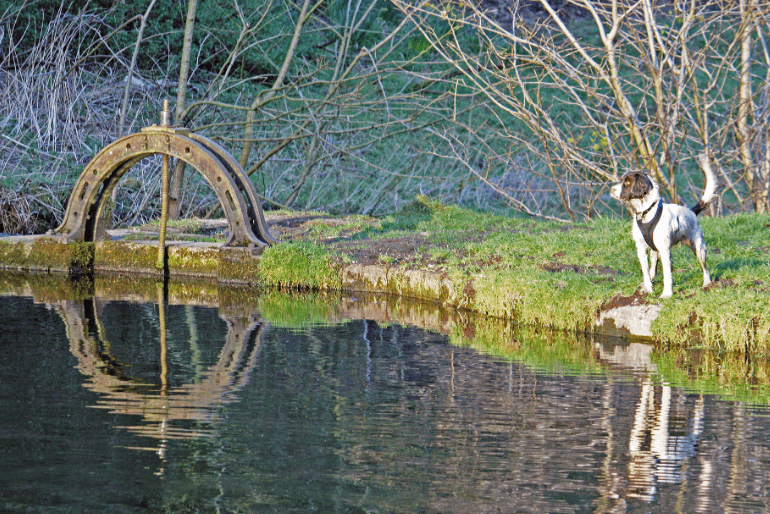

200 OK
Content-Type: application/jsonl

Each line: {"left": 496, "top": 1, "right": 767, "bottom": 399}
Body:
{"left": 0, "top": 236, "right": 657, "bottom": 340}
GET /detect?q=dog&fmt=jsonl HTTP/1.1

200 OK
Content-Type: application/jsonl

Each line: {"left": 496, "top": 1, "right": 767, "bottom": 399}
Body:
{"left": 610, "top": 157, "right": 717, "bottom": 298}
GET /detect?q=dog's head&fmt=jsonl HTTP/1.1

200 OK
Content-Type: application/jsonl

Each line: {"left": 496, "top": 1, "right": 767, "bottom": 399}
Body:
{"left": 610, "top": 171, "right": 656, "bottom": 204}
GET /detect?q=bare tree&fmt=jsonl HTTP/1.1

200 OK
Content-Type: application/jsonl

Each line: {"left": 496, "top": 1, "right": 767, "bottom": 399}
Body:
{"left": 19, "top": 0, "right": 770, "bottom": 230}
{"left": 392, "top": 0, "right": 770, "bottom": 218}
{"left": 177, "top": 0, "right": 467, "bottom": 215}
{"left": 167, "top": 0, "right": 199, "bottom": 220}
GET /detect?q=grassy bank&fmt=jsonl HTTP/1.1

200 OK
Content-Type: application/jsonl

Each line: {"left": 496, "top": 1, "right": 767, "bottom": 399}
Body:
{"left": 259, "top": 197, "right": 770, "bottom": 353}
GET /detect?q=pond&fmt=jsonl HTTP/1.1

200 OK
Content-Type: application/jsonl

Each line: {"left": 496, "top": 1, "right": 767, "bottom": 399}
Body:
{"left": 1, "top": 275, "right": 769, "bottom": 513}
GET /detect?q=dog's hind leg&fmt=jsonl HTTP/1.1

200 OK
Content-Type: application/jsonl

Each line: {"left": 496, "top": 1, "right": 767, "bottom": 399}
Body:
{"left": 690, "top": 236, "right": 712, "bottom": 288}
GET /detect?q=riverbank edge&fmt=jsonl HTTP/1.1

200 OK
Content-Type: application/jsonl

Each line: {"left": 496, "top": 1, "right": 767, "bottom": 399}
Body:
{"left": 0, "top": 235, "right": 669, "bottom": 342}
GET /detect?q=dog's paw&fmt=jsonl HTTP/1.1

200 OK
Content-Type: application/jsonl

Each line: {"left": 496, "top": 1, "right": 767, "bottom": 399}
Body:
{"left": 639, "top": 283, "right": 654, "bottom": 294}
{"left": 659, "top": 290, "right": 673, "bottom": 299}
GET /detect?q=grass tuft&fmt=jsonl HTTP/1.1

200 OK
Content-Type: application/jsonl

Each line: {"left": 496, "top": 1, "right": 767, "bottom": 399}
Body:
{"left": 260, "top": 242, "right": 347, "bottom": 291}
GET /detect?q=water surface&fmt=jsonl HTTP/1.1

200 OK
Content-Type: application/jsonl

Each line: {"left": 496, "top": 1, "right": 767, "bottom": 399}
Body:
{"left": 1, "top": 281, "right": 769, "bottom": 513}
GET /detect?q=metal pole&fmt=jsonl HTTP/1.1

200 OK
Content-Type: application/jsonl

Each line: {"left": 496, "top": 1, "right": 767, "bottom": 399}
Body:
{"left": 157, "top": 100, "right": 171, "bottom": 271}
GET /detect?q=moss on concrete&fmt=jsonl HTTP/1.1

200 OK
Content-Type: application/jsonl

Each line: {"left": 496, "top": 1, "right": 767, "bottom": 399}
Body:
{"left": 341, "top": 263, "right": 458, "bottom": 305}
{"left": 69, "top": 241, "right": 95, "bottom": 275}
{"left": 0, "top": 237, "right": 93, "bottom": 275}
{"left": 1, "top": 237, "right": 261, "bottom": 284}
{"left": 168, "top": 245, "right": 219, "bottom": 278}
{"left": 218, "top": 246, "right": 263, "bottom": 284}
{"left": 95, "top": 240, "right": 164, "bottom": 277}
{"left": 0, "top": 240, "right": 38, "bottom": 271}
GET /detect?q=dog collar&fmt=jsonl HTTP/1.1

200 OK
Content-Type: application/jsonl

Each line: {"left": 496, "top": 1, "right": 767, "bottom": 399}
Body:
{"left": 635, "top": 200, "right": 663, "bottom": 251}
{"left": 638, "top": 199, "right": 659, "bottom": 220}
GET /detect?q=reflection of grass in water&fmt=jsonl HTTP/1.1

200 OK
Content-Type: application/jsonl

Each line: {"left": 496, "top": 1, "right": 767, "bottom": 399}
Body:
{"left": 653, "top": 348, "right": 770, "bottom": 404}
{"left": 453, "top": 316, "right": 770, "bottom": 404}
{"left": 448, "top": 319, "right": 608, "bottom": 377}
{"left": 451, "top": 313, "right": 770, "bottom": 405}
{"left": 256, "top": 290, "right": 340, "bottom": 329}
{"left": 261, "top": 285, "right": 608, "bottom": 377}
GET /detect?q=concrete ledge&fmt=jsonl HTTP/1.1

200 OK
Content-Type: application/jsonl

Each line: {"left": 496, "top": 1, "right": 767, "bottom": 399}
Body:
{"left": 340, "top": 262, "right": 660, "bottom": 340}
{"left": 93, "top": 240, "right": 264, "bottom": 283}
{"left": 341, "top": 263, "right": 456, "bottom": 304}
{"left": 0, "top": 237, "right": 263, "bottom": 284}
{"left": 168, "top": 244, "right": 220, "bottom": 279}
{"left": 218, "top": 246, "right": 262, "bottom": 284}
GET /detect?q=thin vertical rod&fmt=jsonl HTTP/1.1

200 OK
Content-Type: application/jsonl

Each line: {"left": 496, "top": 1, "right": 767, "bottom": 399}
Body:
{"left": 157, "top": 100, "right": 171, "bottom": 271}
{"left": 157, "top": 283, "right": 168, "bottom": 395}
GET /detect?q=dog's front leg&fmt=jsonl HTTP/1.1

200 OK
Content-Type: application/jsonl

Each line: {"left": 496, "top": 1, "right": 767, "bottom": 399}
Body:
{"left": 649, "top": 250, "right": 659, "bottom": 281}
{"left": 658, "top": 248, "right": 674, "bottom": 298}
{"left": 636, "top": 242, "right": 654, "bottom": 294}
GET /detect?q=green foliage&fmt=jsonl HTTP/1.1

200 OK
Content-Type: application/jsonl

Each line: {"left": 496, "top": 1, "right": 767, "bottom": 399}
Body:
{"left": 323, "top": 0, "right": 403, "bottom": 49}
{"left": 191, "top": 0, "right": 321, "bottom": 77}
{"left": 2, "top": 0, "right": 110, "bottom": 48}
{"left": 2, "top": 0, "right": 322, "bottom": 77}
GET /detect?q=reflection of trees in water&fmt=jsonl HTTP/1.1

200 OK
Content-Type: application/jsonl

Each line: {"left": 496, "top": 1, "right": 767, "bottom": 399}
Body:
{"left": 40, "top": 293, "right": 770, "bottom": 512}
{"left": 58, "top": 297, "right": 264, "bottom": 446}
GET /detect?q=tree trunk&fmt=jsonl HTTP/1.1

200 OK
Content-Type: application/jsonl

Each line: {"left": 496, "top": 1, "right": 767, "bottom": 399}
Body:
{"left": 737, "top": 0, "right": 755, "bottom": 211}
{"left": 168, "top": 0, "right": 198, "bottom": 220}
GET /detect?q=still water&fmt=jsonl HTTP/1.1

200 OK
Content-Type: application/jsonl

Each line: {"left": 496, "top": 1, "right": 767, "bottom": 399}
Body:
{"left": 1, "top": 280, "right": 770, "bottom": 513}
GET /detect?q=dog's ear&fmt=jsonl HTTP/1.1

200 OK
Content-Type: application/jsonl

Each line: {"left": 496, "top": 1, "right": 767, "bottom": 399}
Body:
{"left": 620, "top": 172, "right": 652, "bottom": 200}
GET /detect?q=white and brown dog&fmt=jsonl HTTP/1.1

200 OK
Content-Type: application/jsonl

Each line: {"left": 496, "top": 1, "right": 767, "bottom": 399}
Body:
{"left": 610, "top": 160, "right": 717, "bottom": 298}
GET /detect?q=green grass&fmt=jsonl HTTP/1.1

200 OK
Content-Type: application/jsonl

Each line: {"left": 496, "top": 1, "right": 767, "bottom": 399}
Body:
{"left": 260, "top": 241, "right": 348, "bottom": 291}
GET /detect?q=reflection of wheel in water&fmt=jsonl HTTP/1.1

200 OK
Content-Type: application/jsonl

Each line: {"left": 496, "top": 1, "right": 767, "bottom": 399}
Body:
{"left": 58, "top": 297, "right": 265, "bottom": 442}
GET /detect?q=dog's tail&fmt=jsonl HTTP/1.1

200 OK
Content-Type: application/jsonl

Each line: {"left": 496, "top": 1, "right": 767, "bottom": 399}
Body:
{"left": 691, "top": 153, "right": 718, "bottom": 215}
